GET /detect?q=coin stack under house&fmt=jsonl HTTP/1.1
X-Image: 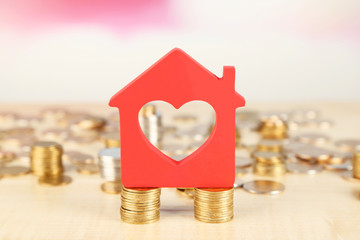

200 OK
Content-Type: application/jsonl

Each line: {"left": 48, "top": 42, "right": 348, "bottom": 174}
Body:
{"left": 30, "top": 141, "right": 71, "bottom": 186}
{"left": 253, "top": 151, "right": 286, "bottom": 177}
{"left": 139, "top": 104, "right": 162, "bottom": 148}
{"left": 98, "top": 147, "right": 122, "bottom": 194}
{"left": 194, "top": 188, "right": 234, "bottom": 223}
{"left": 121, "top": 186, "right": 161, "bottom": 224}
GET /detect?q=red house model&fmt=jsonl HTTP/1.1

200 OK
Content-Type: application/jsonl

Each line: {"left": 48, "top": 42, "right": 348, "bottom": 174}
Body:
{"left": 109, "top": 48, "right": 245, "bottom": 188}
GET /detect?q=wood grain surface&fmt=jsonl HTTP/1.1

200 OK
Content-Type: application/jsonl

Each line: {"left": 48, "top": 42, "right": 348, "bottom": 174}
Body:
{"left": 0, "top": 102, "right": 359, "bottom": 240}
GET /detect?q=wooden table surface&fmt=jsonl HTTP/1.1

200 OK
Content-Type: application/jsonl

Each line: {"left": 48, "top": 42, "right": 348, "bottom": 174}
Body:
{"left": 0, "top": 102, "right": 360, "bottom": 240}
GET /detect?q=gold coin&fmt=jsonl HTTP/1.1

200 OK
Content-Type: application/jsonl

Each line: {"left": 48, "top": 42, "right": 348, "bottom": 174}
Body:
{"left": 0, "top": 166, "right": 30, "bottom": 177}
{"left": 294, "top": 133, "right": 330, "bottom": 145}
{"left": 295, "top": 147, "right": 332, "bottom": 163}
{"left": 77, "top": 164, "right": 99, "bottom": 175}
{"left": 235, "top": 167, "right": 247, "bottom": 177}
{"left": 243, "top": 180, "right": 285, "bottom": 195}
{"left": 286, "top": 161, "right": 323, "bottom": 174}
{"left": 101, "top": 181, "right": 122, "bottom": 194}
{"left": 327, "top": 152, "right": 351, "bottom": 165}
{"left": 38, "top": 175, "right": 72, "bottom": 186}
{"left": 0, "top": 151, "right": 16, "bottom": 164}
{"left": 257, "top": 139, "right": 283, "bottom": 152}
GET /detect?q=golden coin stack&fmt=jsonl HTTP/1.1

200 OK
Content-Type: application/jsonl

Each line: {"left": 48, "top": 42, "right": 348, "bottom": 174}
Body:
{"left": 253, "top": 151, "right": 286, "bottom": 177}
{"left": 353, "top": 151, "right": 360, "bottom": 179}
{"left": 257, "top": 139, "right": 283, "bottom": 153}
{"left": 258, "top": 116, "right": 288, "bottom": 139}
{"left": 30, "top": 141, "right": 71, "bottom": 185}
{"left": 121, "top": 186, "right": 161, "bottom": 224}
{"left": 194, "top": 188, "right": 234, "bottom": 223}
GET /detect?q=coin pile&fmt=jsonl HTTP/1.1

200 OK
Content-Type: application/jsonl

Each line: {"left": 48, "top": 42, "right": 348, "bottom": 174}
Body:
{"left": 253, "top": 151, "right": 286, "bottom": 177}
{"left": 194, "top": 188, "right": 234, "bottom": 223}
{"left": 30, "top": 141, "right": 71, "bottom": 186}
{"left": 257, "top": 116, "right": 288, "bottom": 139}
{"left": 121, "top": 186, "right": 161, "bottom": 224}
{"left": 98, "top": 147, "right": 121, "bottom": 193}
{"left": 139, "top": 104, "right": 162, "bottom": 147}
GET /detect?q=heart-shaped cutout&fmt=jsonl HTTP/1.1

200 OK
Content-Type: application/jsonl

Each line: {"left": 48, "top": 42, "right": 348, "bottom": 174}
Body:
{"left": 138, "top": 101, "right": 216, "bottom": 161}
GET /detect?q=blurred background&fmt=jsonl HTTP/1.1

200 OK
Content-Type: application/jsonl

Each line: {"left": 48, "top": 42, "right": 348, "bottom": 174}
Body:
{"left": 0, "top": 0, "right": 359, "bottom": 103}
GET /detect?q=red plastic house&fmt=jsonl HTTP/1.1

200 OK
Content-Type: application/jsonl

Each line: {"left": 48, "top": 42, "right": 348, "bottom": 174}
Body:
{"left": 109, "top": 48, "right": 245, "bottom": 188}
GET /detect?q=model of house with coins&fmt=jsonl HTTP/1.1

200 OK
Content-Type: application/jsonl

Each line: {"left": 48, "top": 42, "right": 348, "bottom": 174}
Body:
{"left": 109, "top": 48, "right": 245, "bottom": 224}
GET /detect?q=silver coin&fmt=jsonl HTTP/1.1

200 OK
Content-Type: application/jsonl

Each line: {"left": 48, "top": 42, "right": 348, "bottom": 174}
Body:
{"left": 286, "top": 161, "right": 323, "bottom": 174}
{"left": 293, "top": 133, "right": 330, "bottom": 145}
{"left": 98, "top": 148, "right": 121, "bottom": 181}
{"left": 243, "top": 180, "right": 285, "bottom": 195}
{"left": 295, "top": 147, "right": 333, "bottom": 163}
{"left": 324, "top": 160, "right": 353, "bottom": 171}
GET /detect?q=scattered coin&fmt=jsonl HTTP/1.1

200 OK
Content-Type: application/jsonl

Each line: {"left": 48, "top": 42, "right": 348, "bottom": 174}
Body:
{"left": 0, "top": 151, "right": 16, "bottom": 164}
{"left": 77, "top": 164, "right": 99, "bottom": 175}
{"left": 341, "top": 171, "right": 360, "bottom": 183}
{"left": 0, "top": 166, "right": 30, "bottom": 177}
{"left": 294, "top": 133, "right": 330, "bottom": 145}
{"left": 38, "top": 175, "right": 72, "bottom": 186}
{"left": 68, "top": 152, "right": 95, "bottom": 165}
{"left": 243, "top": 180, "right": 285, "bottom": 195}
{"left": 101, "top": 181, "right": 122, "bottom": 194}
{"left": 335, "top": 139, "right": 360, "bottom": 152}
{"left": 327, "top": 152, "right": 351, "bottom": 165}
{"left": 295, "top": 147, "right": 333, "bottom": 164}
{"left": 286, "top": 161, "right": 323, "bottom": 174}
{"left": 324, "top": 161, "right": 352, "bottom": 171}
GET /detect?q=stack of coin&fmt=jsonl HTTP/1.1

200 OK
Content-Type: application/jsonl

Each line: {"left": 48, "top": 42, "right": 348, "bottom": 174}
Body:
{"left": 253, "top": 151, "right": 286, "bottom": 177}
{"left": 194, "top": 188, "right": 234, "bottom": 223}
{"left": 257, "top": 116, "right": 288, "bottom": 139}
{"left": 139, "top": 104, "right": 162, "bottom": 147}
{"left": 121, "top": 186, "right": 161, "bottom": 224}
{"left": 98, "top": 148, "right": 122, "bottom": 194}
{"left": 256, "top": 139, "right": 283, "bottom": 152}
{"left": 353, "top": 151, "right": 360, "bottom": 179}
{"left": 30, "top": 141, "right": 71, "bottom": 185}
